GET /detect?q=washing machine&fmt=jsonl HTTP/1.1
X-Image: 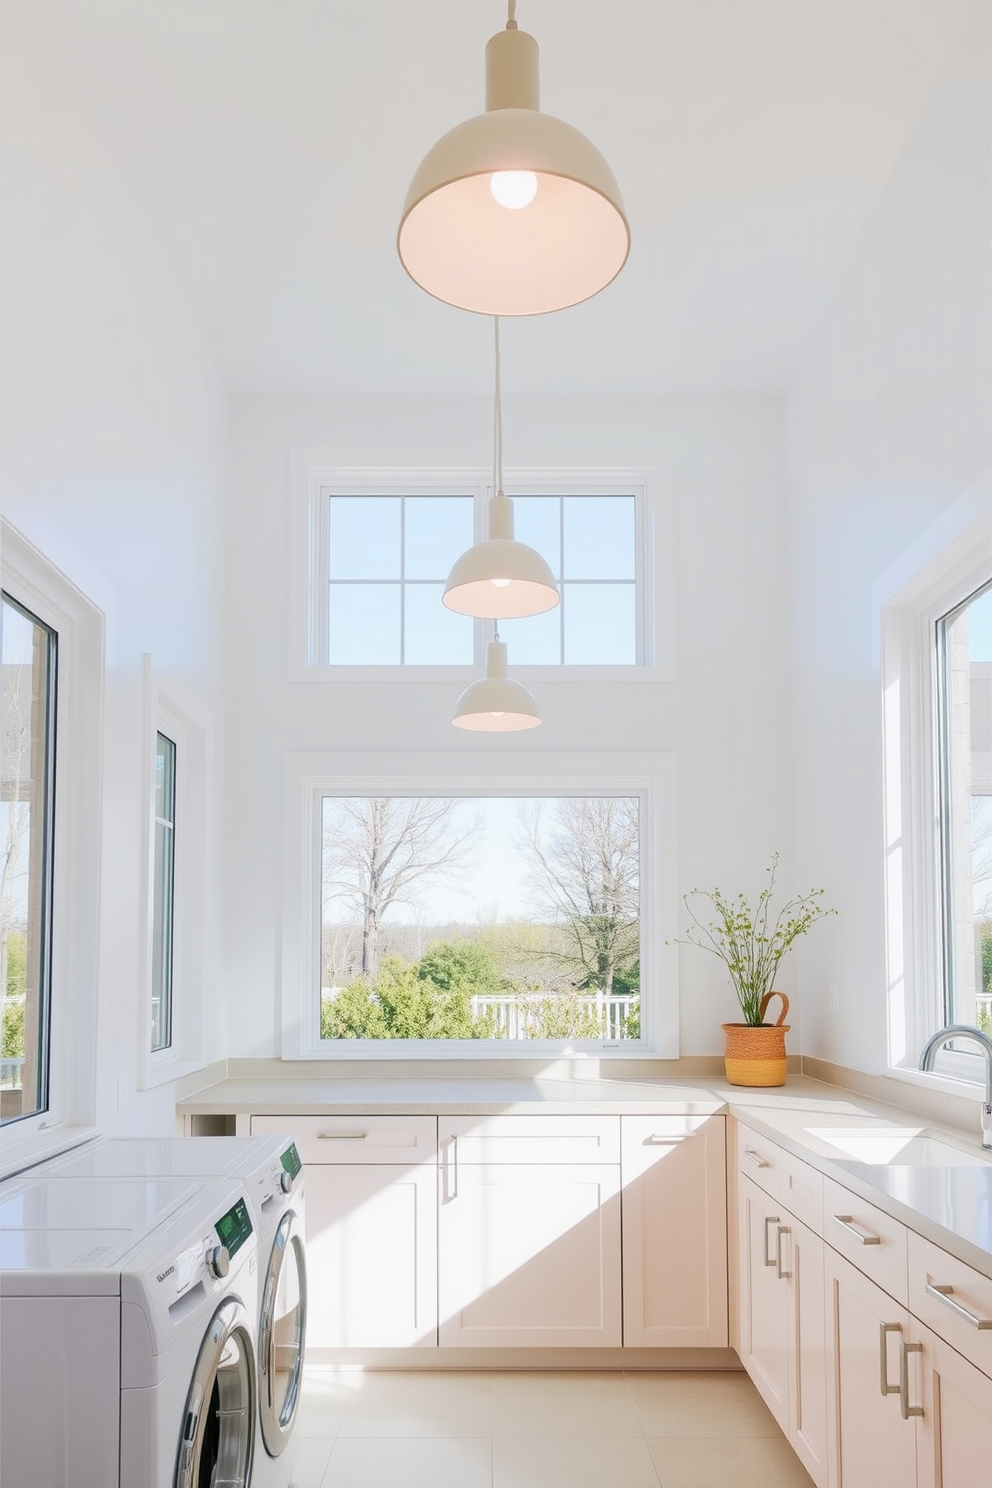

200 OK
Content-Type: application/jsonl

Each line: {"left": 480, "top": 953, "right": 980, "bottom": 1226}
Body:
{"left": 32, "top": 1133, "right": 308, "bottom": 1486}
{"left": 0, "top": 1172, "right": 258, "bottom": 1488}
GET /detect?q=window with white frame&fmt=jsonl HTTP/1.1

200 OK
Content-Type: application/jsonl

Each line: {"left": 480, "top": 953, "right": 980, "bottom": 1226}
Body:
{"left": 882, "top": 514, "right": 992, "bottom": 1079}
{"left": 281, "top": 753, "right": 676, "bottom": 1060}
{"left": 0, "top": 592, "right": 57, "bottom": 1126}
{"left": 304, "top": 477, "right": 650, "bottom": 671}
{"left": 150, "top": 731, "right": 177, "bottom": 1053}
{"left": 0, "top": 519, "right": 104, "bottom": 1149}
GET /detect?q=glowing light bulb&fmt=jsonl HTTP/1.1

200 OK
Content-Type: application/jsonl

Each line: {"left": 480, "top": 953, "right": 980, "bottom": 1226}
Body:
{"left": 491, "top": 577, "right": 511, "bottom": 588}
{"left": 490, "top": 171, "right": 538, "bottom": 210}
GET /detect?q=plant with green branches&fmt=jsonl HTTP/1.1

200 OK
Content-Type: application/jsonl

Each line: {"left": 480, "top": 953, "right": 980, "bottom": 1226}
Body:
{"left": 672, "top": 854, "right": 835, "bottom": 1026}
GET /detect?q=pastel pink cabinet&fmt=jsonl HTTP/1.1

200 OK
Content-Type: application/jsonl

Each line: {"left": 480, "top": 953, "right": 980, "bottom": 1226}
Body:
{"left": 915, "top": 1320, "right": 992, "bottom": 1488}
{"left": 620, "top": 1114, "right": 728, "bottom": 1348}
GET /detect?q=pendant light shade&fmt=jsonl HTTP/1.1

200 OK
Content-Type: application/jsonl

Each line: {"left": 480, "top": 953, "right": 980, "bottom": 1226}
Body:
{"left": 443, "top": 492, "right": 558, "bottom": 618}
{"left": 398, "top": 13, "right": 630, "bottom": 316}
{"left": 452, "top": 640, "right": 541, "bottom": 731}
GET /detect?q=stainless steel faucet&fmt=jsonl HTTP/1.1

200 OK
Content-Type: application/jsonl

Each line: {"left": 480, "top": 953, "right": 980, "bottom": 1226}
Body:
{"left": 918, "top": 1024, "right": 992, "bottom": 1149}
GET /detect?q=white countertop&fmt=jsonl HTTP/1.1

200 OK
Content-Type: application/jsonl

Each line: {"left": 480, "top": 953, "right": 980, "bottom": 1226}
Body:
{"left": 177, "top": 1070, "right": 992, "bottom": 1276}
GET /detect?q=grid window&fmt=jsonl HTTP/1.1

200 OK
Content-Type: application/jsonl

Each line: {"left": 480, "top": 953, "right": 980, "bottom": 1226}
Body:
{"left": 327, "top": 494, "right": 475, "bottom": 664}
{"left": 151, "top": 731, "right": 176, "bottom": 1053}
{"left": 937, "top": 579, "right": 992, "bottom": 1031}
{"left": 499, "top": 495, "right": 638, "bottom": 664}
{"left": 1, "top": 592, "right": 57, "bottom": 1126}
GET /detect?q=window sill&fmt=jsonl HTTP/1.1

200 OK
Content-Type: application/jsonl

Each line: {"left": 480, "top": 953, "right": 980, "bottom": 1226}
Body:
{"left": 0, "top": 1121, "right": 97, "bottom": 1182}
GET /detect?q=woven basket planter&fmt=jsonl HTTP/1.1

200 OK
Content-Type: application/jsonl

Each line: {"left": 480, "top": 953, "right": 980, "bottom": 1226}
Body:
{"left": 721, "top": 991, "right": 790, "bottom": 1087}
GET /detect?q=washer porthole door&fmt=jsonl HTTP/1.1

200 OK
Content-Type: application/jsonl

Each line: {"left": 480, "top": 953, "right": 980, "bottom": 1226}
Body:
{"left": 259, "top": 1209, "right": 308, "bottom": 1456}
{"left": 175, "top": 1298, "right": 256, "bottom": 1488}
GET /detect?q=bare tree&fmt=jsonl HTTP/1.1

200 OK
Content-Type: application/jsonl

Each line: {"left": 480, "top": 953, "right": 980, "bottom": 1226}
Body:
{"left": 519, "top": 797, "right": 639, "bottom": 995}
{"left": 321, "top": 798, "right": 479, "bottom": 982}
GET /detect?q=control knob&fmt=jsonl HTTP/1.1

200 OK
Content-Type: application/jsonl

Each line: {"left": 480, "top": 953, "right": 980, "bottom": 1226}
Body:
{"left": 207, "top": 1245, "right": 230, "bottom": 1279}
{"left": 279, "top": 1171, "right": 293, "bottom": 1195}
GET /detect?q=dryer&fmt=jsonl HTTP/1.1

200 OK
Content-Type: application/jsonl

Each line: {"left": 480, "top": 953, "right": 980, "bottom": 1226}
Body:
{"left": 0, "top": 1173, "right": 258, "bottom": 1488}
{"left": 34, "top": 1134, "right": 308, "bottom": 1486}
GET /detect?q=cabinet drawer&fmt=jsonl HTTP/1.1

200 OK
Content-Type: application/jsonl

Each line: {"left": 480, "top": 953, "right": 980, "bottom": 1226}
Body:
{"left": 250, "top": 1114, "right": 437, "bottom": 1165}
{"left": 736, "top": 1124, "right": 782, "bottom": 1199}
{"left": 909, "top": 1231, "right": 992, "bottom": 1380}
{"left": 438, "top": 1115, "right": 620, "bottom": 1165}
{"left": 779, "top": 1150, "right": 823, "bottom": 1233}
{"left": 621, "top": 1113, "right": 722, "bottom": 1178}
{"left": 823, "top": 1176, "right": 908, "bottom": 1305}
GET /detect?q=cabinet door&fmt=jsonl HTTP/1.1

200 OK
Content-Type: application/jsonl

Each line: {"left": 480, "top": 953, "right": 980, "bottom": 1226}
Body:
{"left": 824, "top": 1247, "right": 917, "bottom": 1488}
{"left": 437, "top": 1163, "right": 621, "bottom": 1347}
{"left": 738, "top": 1173, "right": 790, "bottom": 1429}
{"left": 783, "top": 1216, "right": 828, "bottom": 1488}
{"left": 915, "top": 1318, "right": 992, "bottom": 1488}
{"left": 621, "top": 1114, "right": 727, "bottom": 1347}
{"left": 305, "top": 1163, "right": 437, "bottom": 1348}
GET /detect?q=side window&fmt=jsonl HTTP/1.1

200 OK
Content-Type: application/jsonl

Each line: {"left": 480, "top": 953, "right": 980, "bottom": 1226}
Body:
{"left": 1, "top": 592, "right": 57, "bottom": 1126}
{"left": 936, "top": 580, "right": 992, "bottom": 1030}
{"left": 150, "top": 731, "right": 177, "bottom": 1053}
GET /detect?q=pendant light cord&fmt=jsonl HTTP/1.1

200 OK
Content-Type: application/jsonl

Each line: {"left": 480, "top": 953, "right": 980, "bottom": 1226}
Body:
{"left": 507, "top": 0, "right": 518, "bottom": 30}
{"left": 493, "top": 315, "right": 503, "bottom": 498}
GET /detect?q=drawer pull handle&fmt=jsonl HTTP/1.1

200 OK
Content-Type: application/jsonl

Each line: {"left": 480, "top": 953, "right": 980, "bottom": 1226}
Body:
{"left": 926, "top": 1283, "right": 992, "bottom": 1330}
{"left": 646, "top": 1132, "right": 697, "bottom": 1144}
{"left": 744, "top": 1149, "right": 771, "bottom": 1168}
{"left": 833, "top": 1213, "right": 881, "bottom": 1246}
{"left": 317, "top": 1133, "right": 368, "bottom": 1141}
{"left": 763, "top": 1214, "right": 781, "bottom": 1267}
{"left": 879, "top": 1321, "right": 901, "bottom": 1398}
{"left": 899, "top": 1340, "right": 924, "bottom": 1420}
{"left": 776, "top": 1224, "right": 791, "bottom": 1281}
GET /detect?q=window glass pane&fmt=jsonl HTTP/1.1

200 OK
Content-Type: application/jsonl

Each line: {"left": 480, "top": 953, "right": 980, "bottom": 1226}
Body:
{"left": 328, "top": 585, "right": 401, "bottom": 664}
{"left": 320, "top": 796, "right": 640, "bottom": 1043}
{"left": 328, "top": 496, "right": 401, "bottom": 580}
{"left": 405, "top": 497, "right": 474, "bottom": 581}
{"left": 512, "top": 497, "right": 561, "bottom": 579}
{"left": 940, "top": 580, "right": 992, "bottom": 1029}
{"left": 564, "top": 496, "right": 636, "bottom": 580}
{"left": 498, "top": 607, "right": 562, "bottom": 665}
{"left": 563, "top": 584, "right": 637, "bottom": 664}
{"left": 403, "top": 585, "right": 474, "bottom": 665}
{"left": 151, "top": 733, "right": 176, "bottom": 1053}
{"left": 1, "top": 594, "right": 55, "bottom": 1125}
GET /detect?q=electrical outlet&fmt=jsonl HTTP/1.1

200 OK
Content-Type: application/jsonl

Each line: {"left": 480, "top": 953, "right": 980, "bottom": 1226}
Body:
{"left": 828, "top": 982, "right": 839, "bottom": 1016}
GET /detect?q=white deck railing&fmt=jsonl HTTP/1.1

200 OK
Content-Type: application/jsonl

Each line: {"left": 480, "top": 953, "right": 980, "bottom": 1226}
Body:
{"left": 470, "top": 992, "right": 638, "bottom": 1041}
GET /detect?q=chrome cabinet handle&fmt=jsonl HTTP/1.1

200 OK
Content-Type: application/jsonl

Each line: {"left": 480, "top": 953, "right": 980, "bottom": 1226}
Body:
{"left": 646, "top": 1132, "right": 697, "bottom": 1144}
{"left": 442, "top": 1135, "right": 458, "bottom": 1202}
{"left": 775, "top": 1224, "right": 791, "bottom": 1281}
{"left": 744, "top": 1149, "right": 771, "bottom": 1168}
{"left": 833, "top": 1213, "right": 881, "bottom": 1246}
{"left": 899, "top": 1340, "right": 924, "bottom": 1420}
{"left": 925, "top": 1283, "right": 992, "bottom": 1330}
{"left": 763, "top": 1214, "right": 781, "bottom": 1267}
{"left": 879, "top": 1321, "right": 901, "bottom": 1398}
{"left": 317, "top": 1132, "right": 368, "bottom": 1141}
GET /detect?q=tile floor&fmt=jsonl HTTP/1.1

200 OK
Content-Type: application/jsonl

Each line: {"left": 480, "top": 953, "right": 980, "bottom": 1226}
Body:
{"left": 289, "top": 1367, "right": 816, "bottom": 1488}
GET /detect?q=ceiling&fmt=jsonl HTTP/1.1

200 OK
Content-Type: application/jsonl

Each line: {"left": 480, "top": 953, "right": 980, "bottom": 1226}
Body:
{"left": 4, "top": 0, "right": 974, "bottom": 396}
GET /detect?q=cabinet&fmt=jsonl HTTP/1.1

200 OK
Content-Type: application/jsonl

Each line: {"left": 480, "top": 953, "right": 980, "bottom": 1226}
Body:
{"left": 620, "top": 1114, "right": 728, "bottom": 1348}
{"left": 250, "top": 1114, "right": 438, "bottom": 1348}
{"left": 915, "top": 1317, "right": 992, "bottom": 1487}
{"left": 436, "top": 1115, "right": 622, "bottom": 1347}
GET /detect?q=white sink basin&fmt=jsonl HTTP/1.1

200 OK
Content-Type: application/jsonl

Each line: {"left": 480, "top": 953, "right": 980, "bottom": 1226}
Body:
{"left": 805, "top": 1128, "right": 990, "bottom": 1166}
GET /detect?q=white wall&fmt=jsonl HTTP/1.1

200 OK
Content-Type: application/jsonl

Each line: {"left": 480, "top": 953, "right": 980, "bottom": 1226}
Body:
{"left": 0, "top": 38, "right": 229, "bottom": 1136}
{"left": 787, "top": 0, "right": 992, "bottom": 1069}
{"left": 225, "top": 392, "right": 792, "bottom": 1057}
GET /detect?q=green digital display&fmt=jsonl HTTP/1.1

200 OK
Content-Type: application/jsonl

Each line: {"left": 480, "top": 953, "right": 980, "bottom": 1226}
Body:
{"left": 215, "top": 1197, "right": 252, "bottom": 1259}
{"left": 280, "top": 1143, "right": 302, "bottom": 1180}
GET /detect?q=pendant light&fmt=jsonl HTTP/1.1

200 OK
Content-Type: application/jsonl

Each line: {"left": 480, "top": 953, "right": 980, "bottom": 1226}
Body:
{"left": 398, "top": 1, "right": 630, "bottom": 316}
{"left": 452, "top": 631, "right": 541, "bottom": 731}
{"left": 443, "top": 318, "right": 559, "bottom": 620}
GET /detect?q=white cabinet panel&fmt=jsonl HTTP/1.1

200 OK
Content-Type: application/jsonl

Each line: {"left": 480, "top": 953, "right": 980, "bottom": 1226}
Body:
{"left": 621, "top": 1114, "right": 728, "bottom": 1347}
{"left": 438, "top": 1115, "right": 620, "bottom": 1166}
{"left": 438, "top": 1163, "right": 621, "bottom": 1347}
{"left": 738, "top": 1173, "right": 790, "bottom": 1429}
{"left": 908, "top": 1231, "right": 992, "bottom": 1381}
{"left": 250, "top": 1113, "right": 437, "bottom": 1166}
{"left": 916, "top": 1318, "right": 992, "bottom": 1488}
{"left": 305, "top": 1163, "right": 437, "bottom": 1348}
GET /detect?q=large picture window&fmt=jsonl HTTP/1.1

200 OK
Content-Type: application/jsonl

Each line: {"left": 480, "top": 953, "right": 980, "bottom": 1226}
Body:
{"left": 319, "top": 795, "right": 641, "bottom": 1043}
{"left": 936, "top": 580, "right": 992, "bottom": 1031}
{"left": 1, "top": 592, "right": 57, "bottom": 1126}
